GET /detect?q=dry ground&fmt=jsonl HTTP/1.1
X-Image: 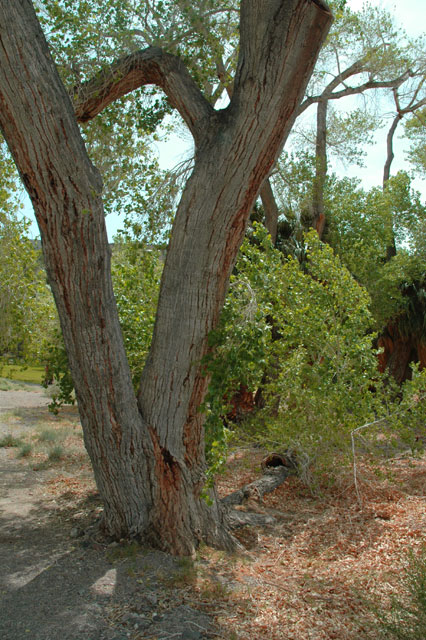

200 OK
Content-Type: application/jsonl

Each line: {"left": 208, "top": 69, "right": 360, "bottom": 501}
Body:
{"left": 1, "top": 383, "right": 425, "bottom": 639}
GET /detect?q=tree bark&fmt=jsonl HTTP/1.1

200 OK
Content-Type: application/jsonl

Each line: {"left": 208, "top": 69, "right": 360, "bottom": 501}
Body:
{"left": 0, "top": 0, "right": 332, "bottom": 554}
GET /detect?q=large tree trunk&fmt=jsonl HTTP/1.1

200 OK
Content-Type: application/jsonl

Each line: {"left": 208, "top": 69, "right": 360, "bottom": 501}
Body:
{"left": 0, "top": 0, "right": 332, "bottom": 554}
{"left": 377, "top": 324, "right": 417, "bottom": 385}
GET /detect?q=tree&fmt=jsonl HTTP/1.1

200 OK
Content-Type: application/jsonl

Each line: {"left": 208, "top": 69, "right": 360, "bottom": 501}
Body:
{"left": 281, "top": 3, "right": 421, "bottom": 238}
{"left": 0, "top": 0, "right": 332, "bottom": 554}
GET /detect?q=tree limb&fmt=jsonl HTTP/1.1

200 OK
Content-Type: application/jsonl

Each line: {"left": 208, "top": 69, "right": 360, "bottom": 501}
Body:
{"left": 298, "top": 69, "right": 413, "bottom": 116}
{"left": 73, "top": 46, "right": 214, "bottom": 145}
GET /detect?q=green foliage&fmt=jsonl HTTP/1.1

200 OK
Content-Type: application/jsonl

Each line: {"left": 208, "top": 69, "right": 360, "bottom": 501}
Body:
{"left": 389, "top": 365, "right": 426, "bottom": 448}
{"left": 204, "top": 224, "right": 382, "bottom": 482}
{"left": 372, "top": 548, "right": 426, "bottom": 639}
{"left": 0, "top": 137, "right": 57, "bottom": 366}
{"left": 111, "top": 237, "right": 162, "bottom": 388}
{"left": 253, "top": 229, "right": 380, "bottom": 480}
{"left": 42, "top": 236, "right": 162, "bottom": 410}
{"left": 42, "top": 328, "right": 75, "bottom": 413}
{"left": 0, "top": 209, "right": 57, "bottom": 367}
{"left": 404, "top": 106, "right": 426, "bottom": 177}
{"left": 326, "top": 172, "right": 426, "bottom": 331}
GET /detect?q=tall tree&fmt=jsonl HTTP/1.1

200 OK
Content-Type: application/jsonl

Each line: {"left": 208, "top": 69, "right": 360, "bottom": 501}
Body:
{"left": 283, "top": 3, "right": 418, "bottom": 238}
{"left": 0, "top": 0, "right": 332, "bottom": 554}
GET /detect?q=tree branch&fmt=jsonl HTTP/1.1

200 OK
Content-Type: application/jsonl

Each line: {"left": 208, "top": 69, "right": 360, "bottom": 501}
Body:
{"left": 73, "top": 46, "right": 214, "bottom": 145}
{"left": 298, "top": 69, "right": 412, "bottom": 116}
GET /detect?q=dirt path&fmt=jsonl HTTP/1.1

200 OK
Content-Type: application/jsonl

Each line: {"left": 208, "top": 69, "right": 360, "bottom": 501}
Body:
{"left": 0, "top": 386, "right": 219, "bottom": 640}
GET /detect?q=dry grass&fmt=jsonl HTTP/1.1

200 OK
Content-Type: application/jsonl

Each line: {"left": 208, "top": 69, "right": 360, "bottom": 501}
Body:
{"left": 193, "top": 450, "right": 426, "bottom": 639}
{"left": 7, "top": 405, "right": 426, "bottom": 640}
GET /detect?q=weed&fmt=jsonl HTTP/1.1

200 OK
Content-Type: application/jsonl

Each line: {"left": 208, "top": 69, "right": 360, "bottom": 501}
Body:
{"left": 0, "top": 433, "right": 22, "bottom": 447}
{"left": 17, "top": 443, "right": 32, "bottom": 458}
{"left": 38, "top": 429, "right": 59, "bottom": 443}
{"left": 371, "top": 547, "right": 426, "bottom": 639}
{"left": 48, "top": 446, "right": 65, "bottom": 461}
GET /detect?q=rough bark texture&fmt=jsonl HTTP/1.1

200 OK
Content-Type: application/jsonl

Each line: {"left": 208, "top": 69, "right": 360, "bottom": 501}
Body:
{"left": 0, "top": 0, "right": 332, "bottom": 554}
{"left": 377, "top": 325, "right": 417, "bottom": 384}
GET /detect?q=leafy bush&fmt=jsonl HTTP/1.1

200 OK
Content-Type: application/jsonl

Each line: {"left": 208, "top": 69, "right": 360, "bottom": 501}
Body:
{"left": 205, "top": 225, "right": 388, "bottom": 482}
{"left": 372, "top": 548, "right": 426, "bottom": 639}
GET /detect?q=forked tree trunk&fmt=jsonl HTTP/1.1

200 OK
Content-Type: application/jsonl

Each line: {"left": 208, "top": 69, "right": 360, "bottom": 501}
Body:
{"left": 0, "top": 0, "right": 332, "bottom": 554}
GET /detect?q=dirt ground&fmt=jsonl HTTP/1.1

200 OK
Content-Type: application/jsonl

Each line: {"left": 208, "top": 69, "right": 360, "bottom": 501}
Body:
{"left": 0, "top": 386, "right": 217, "bottom": 640}
{"left": 1, "top": 384, "right": 426, "bottom": 640}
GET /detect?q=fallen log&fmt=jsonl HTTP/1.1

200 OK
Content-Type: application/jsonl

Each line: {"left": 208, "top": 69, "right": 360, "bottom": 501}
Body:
{"left": 221, "top": 465, "right": 294, "bottom": 509}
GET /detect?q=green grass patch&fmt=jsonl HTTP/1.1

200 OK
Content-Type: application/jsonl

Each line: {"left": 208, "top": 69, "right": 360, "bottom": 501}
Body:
{"left": 0, "top": 365, "right": 45, "bottom": 384}
{"left": 0, "top": 433, "right": 22, "bottom": 447}
{"left": 17, "top": 443, "right": 32, "bottom": 458}
{"left": 37, "top": 429, "right": 60, "bottom": 443}
{"left": 47, "top": 445, "right": 65, "bottom": 462}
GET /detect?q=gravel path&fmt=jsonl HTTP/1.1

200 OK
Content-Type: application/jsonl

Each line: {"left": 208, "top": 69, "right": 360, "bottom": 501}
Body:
{"left": 0, "top": 387, "right": 50, "bottom": 410}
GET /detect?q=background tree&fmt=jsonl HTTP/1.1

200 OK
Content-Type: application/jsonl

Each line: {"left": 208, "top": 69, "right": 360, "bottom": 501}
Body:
{"left": 252, "top": 3, "right": 426, "bottom": 246}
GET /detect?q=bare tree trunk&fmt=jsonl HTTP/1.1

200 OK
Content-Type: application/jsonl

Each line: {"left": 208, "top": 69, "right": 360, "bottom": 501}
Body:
{"left": 383, "top": 112, "right": 402, "bottom": 260}
{"left": 0, "top": 0, "right": 332, "bottom": 554}
{"left": 312, "top": 99, "right": 328, "bottom": 237}
{"left": 260, "top": 179, "right": 279, "bottom": 244}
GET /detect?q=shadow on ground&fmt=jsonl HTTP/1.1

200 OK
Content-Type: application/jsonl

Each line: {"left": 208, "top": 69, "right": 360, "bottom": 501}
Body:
{"left": 0, "top": 443, "right": 225, "bottom": 640}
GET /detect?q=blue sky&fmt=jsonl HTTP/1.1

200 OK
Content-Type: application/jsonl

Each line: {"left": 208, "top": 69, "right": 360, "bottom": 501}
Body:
{"left": 20, "top": 0, "right": 426, "bottom": 240}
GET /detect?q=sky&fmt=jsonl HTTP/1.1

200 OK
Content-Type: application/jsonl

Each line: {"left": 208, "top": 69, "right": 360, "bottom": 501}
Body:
{"left": 20, "top": 0, "right": 426, "bottom": 240}
{"left": 331, "top": 0, "right": 426, "bottom": 193}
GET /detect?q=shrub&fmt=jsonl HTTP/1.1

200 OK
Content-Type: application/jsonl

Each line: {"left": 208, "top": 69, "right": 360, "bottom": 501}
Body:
{"left": 373, "top": 548, "right": 426, "bottom": 639}
{"left": 0, "top": 433, "right": 21, "bottom": 447}
{"left": 204, "top": 225, "right": 383, "bottom": 482}
{"left": 17, "top": 443, "right": 32, "bottom": 458}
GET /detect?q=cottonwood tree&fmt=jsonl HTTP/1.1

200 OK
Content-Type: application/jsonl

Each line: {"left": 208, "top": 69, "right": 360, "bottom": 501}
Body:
{"left": 0, "top": 0, "right": 332, "bottom": 554}
{"left": 273, "top": 3, "right": 421, "bottom": 238}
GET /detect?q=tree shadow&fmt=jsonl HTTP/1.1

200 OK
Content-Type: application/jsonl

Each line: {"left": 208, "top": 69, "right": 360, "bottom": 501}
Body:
{"left": 0, "top": 471, "right": 228, "bottom": 640}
